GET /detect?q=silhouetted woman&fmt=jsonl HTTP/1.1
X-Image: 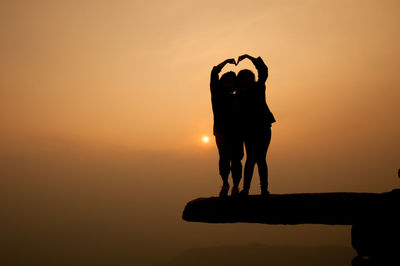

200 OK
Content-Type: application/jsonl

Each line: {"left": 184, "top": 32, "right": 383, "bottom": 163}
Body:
{"left": 236, "top": 54, "right": 275, "bottom": 196}
{"left": 210, "top": 58, "right": 244, "bottom": 197}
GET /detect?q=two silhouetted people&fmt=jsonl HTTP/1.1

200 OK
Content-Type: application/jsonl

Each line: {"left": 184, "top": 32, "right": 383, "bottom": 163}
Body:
{"left": 210, "top": 54, "right": 275, "bottom": 197}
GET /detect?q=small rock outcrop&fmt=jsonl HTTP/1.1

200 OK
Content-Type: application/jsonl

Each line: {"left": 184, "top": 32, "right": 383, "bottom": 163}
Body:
{"left": 183, "top": 190, "right": 400, "bottom": 261}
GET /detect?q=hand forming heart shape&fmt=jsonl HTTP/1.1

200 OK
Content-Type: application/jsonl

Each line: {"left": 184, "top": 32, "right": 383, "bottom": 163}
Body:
{"left": 227, "top": 54, "right": 255, "bottom": 66}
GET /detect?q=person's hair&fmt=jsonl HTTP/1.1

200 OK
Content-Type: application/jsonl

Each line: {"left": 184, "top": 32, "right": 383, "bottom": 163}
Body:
{"left": 237, "top": 69, "right": 255, "bottom": 83}
{"left": 219, "top": 71, "right": 236, "bottom": 84}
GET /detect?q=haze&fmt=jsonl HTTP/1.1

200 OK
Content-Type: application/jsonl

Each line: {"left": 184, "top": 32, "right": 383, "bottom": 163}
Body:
{"left": 1, "top": 0, "right": 399, "bottom": 265}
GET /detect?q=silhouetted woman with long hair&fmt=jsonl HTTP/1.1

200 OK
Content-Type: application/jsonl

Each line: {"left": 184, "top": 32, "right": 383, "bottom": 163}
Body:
{"left": 210, "top": 58, "right": 244, "bottom": 197}
{"left": 236, "top": 54, "right": 275, "bottom": 196}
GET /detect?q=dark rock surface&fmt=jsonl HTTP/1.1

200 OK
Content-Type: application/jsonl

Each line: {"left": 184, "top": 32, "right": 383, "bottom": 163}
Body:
{"left": 183, "top": 190, "right": 399, "bottom": 225}
{"left": 351, "top": 190, "right": 400, "bottom": 259}
{"left": 183, "top": 190, "right": 400, "bottom": 258}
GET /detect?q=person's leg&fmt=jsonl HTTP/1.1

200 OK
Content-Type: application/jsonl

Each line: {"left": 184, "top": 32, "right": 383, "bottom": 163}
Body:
{"left": 219, "top": 155, "right": 230, "bottom": 187}
{"left": 230, "top": 134, "right": 244, "bottom": 192}
{"left": 241, "top": 134, "right": 257, "bottom": 194}
{"left": 219, "top": 155, "right": 230, "bottom": 197}
{"left": 242, "top": 158, "right": 255, "bottom": 193}
{"left": 241, "top": 141, "right": 255, "bottom": 194}
{"left": 257, "top": 126, "right": 271, "bottom": 195}
{"left": 257, "top": 159, "right": 268, "bottom": 194}
{"left": 231, "top": 159, "right": 242, "bottom": 187}
{"left": 215, "top": 134, "right": 230, "bottom": 196}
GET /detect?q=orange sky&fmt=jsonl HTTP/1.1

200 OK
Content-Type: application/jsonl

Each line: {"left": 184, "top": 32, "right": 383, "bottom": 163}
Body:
{"left": 0, "top": 1, "right": 399, "bottom": 264}
{"left": 1, "top": 0, "right": 398, "bottom": 150}
{"left": 1, "top": 0, "right": 399, "bottom": 188}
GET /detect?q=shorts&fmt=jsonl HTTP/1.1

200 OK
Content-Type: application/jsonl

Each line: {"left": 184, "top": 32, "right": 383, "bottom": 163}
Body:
{"left": 215, "top": 133, "right": 244, "bottom": 160}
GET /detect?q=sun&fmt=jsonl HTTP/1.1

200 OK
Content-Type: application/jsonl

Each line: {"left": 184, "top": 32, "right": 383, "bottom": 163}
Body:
{"left": 202, "top": 136, "right": 210, "bottom": 143}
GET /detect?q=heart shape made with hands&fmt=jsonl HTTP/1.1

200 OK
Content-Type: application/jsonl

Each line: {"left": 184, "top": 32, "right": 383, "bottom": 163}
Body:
{"left": 235, "top": 56, "right": 245, "bottom": 66}
{"left": 229, "top": 55, "right": 252, "bottom": 66}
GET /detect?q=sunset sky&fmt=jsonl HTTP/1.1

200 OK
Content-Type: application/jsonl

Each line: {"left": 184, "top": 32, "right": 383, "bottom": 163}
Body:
{"left": 1, "top": 0, "right": 399, "bottom": 265}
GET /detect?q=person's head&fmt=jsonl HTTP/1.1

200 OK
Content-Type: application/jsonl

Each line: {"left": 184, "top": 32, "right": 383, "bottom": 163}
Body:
{"left": 237, "top": 69, "right": 255, "bottom": 88}
{"left": 219, "top": 71, "right": 236, "bottom": 93}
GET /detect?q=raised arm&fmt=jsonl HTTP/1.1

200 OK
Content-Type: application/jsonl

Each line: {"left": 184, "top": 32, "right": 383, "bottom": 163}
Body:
{"left": 237, "top": 54, "right": 268, "bottom": 84}
{"left": 210, "top": 58, "right": 236, "bottom": 92}
{"left": 216, "top": 58, "right": 236, "bottom": 70}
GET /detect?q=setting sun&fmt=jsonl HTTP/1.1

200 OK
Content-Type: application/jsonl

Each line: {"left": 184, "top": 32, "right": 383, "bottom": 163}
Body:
{"left": 202, "top": 136, "right": 210, "bottom": 143}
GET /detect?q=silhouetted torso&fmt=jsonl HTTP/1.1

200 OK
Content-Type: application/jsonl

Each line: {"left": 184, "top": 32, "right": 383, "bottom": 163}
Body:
{"left": 210, "top": 67, "right": 241, "bottom": 136}
{"left": 238, "top": 57, "right": 275, "bottom": 131}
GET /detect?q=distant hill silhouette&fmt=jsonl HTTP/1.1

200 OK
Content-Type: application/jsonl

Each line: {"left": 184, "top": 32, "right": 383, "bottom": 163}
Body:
{"left": 163, "top": 244, "right": 355, "bottom": 266}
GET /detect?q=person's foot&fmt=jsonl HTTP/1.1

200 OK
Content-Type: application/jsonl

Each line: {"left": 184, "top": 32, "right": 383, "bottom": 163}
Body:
{"left": 261, "top": 189, "right": 270, "bottom": 197}
{"left": 219, "top": 185, "right": 229, "bottom": 197}
{"left": 231, "top": 186, "right": 239, "bottom": 196}
{"left": 239, "top": 189, "right": 249, "bottom": 196}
